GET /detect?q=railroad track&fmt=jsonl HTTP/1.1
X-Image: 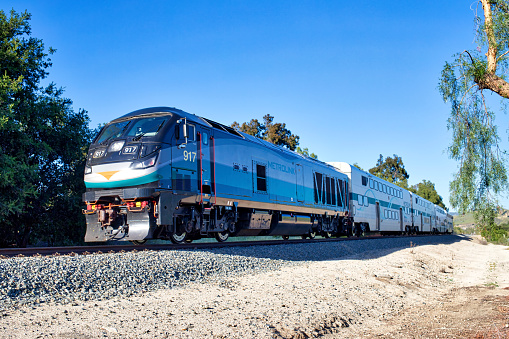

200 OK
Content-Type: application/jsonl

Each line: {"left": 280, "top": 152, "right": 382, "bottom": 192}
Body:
{"left": 0, "top": 233, "right": 435, "bottom": 258}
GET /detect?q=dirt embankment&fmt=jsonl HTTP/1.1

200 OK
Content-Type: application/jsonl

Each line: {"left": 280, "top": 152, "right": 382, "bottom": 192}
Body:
{"left": 1, "top": 235, "right": 509, "bottom": 338}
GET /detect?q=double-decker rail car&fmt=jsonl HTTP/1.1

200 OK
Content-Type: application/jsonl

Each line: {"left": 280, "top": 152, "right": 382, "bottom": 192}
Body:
{"left": 412, "top": 194, "right": 435, "bottom": 233}
{"left": 82, "top": 107, "right": 352, "bottom": 243}
{"left": 435, "top": 206, "right": 448, "bottom": 233}
{"left": 445, "top": 212, "right": 453, "bottom": 233}
{"left": 328, "top": 162, "right": 415, "bottom": 235}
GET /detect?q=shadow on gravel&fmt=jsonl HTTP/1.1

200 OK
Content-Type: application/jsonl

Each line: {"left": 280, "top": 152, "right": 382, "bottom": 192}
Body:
{"left": 198, "top": 235, "right": 468, "bottom": 262}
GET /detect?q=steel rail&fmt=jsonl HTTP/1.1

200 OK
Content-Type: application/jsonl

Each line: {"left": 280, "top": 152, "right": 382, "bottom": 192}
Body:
{"left": 0, "top": 233, "right": 440, "bottom": 258}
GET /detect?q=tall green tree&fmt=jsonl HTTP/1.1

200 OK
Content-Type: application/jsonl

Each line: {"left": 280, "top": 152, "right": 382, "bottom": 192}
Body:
{"left": 414, "top": 180, "right": 447, "bottom": 210}
{"left": 439, "top": 0, "right": 509, "bottom": 241}
{"left": 369, "top": 154, "right": 409, "bottom": 188}
{"left": 232, "top": 114, "right": 314, "bottom": 155}
{"left": 0, "top": 10, "right": 92, "bottom": 247}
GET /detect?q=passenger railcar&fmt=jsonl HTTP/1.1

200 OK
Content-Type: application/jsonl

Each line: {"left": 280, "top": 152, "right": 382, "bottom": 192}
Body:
{"left": 328, "top": 162, "right": 416, "bottom": 235}
{"left": 412, "top": 195, "right": 435, "bottom": 233}
{"left": 83, "top": 107, "right": 352, "bottom": 243}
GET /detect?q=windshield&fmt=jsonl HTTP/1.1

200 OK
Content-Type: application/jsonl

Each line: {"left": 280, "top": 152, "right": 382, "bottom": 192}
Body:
{"left": 125, "top": 116, "right": 168, "bottom": 137}
{"left": 95, "top": 115, "right": 169, "bottom": 144}
{"left": 96, "top": 121, "right": 131, "bottom": 144}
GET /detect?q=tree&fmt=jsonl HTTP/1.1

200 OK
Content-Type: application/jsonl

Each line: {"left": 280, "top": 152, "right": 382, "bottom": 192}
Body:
{"left": 232, "top": 114, "right": 312, "bottom": 154}
{"left": 352, "top": 163, "right": 364, "bottom": 171}
{"left": 296, "top": 147, "right": 318, "bottom": 159}
{"left": 0, "top": 10, "right": 92, "bottom": 247}
{"left": 439, "top": 0, "right": 509, "bottom": 240}
{"left": 368, "top": 154, "right": 409, "bottom": 187}
{"left": 414, "top": 180, "right": 447, "bottom": 210}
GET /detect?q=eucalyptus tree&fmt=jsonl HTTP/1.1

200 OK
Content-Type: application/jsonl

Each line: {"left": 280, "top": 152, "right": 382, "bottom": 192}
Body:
{"left": 439, "top": 0, "right": 509, "bottom": 240}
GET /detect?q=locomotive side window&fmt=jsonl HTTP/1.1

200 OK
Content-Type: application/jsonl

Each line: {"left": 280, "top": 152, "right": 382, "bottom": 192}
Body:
{"left": 362, "top": 176, "right": 368, "bottom": 186}
{"left": 358, "top": 194, "right": 363, "bottom": 206}
{"left": 176, "top": 123, "right": 196, "bottom": 141}
{"left": 369, "top": 178, "right": 374, "bottom": 189}
{"left": 256, "top": 164, "right": 267, "bottom": 192}
{"left": 202, "top": 132, "right": 208, "bottom": 145}
{"left": 186, "top": 125, "right": 196, "bottom": 141}
{"left": 331, "top": 177, "right": 336, "bottom": 205}
{"left": 363, "top": 196, "right": 369, "bottom": 207}
{"left": 313, "top": 172, "right": 321, "bottom": 204}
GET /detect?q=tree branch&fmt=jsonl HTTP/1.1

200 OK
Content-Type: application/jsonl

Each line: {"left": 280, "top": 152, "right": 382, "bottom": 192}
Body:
{"left": 477, "top": 73, "right": 509, "bottom": 99}
{"left": 481, "top": 0, "right": 498, "bottom": 74}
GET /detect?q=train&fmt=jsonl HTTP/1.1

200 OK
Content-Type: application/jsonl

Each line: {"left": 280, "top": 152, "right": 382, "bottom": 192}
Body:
{"left": 82, "top": 107, "right": 453, "bottom": 244}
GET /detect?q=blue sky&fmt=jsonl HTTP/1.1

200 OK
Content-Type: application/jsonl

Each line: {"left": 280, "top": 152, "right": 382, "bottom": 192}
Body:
{"left": 5, "top": 1, "right": 507, "bottom": 210}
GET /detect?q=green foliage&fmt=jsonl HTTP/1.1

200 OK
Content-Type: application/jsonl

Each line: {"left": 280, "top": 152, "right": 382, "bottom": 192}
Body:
{"left": 352, "top": 163, "right": 364, "bottom": 171}
{"left": 0, "top": 10, "right": 92, "bottom": 247}
{"left": 439, "top": 1, "right": 509, "bottom": 238}
{"left": 475, "top": 201, "right": 507, "bottom": 243}
{"left": 295, "top": 147, "right": 318, "bottom": 159}
{"left": 414, "top": 180, "right": 447, "bottom": 210}
{"left": 368, "top": 154, "right": 409, "bottom": 185}
{"left": 232, "top": 114, "right": 314, "bottom": 154}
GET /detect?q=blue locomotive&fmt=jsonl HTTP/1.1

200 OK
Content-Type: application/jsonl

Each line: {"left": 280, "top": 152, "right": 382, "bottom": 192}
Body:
{"left": 83, "top": 107, "right": 352, "bottom": 243}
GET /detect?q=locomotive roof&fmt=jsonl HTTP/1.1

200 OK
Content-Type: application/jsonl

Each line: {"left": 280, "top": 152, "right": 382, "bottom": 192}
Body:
{"left": 113, "top": 107, "right": 205, "bottom": 125}
{"left": 114, "top": 106, "right": 337, "bottom": 170}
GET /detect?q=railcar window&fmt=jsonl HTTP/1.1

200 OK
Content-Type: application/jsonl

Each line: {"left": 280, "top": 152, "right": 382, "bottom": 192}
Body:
{"left": 313, "top": 172, "right": 323, "bottom": 204}
{"left": 256, "top": 164, "right": 267, "bottom": 192}
{"left": 370, "top": 178, "right": 374, "bottom": 189}
{"left": 326, "top": 176, "right": 332, "bottom": 205}
{"left": 358, "top": 194, "right": 363, "bottom": 206}
{"left": 383, "top": 184, "right": 387, "bottom": 194}
{"left": 362, "top": 176, "right": 368, "bottom": 186}
{"left": 336, "top": 180, "right": 344, "bottom": 207}
{"left": 364, "top": 196, "right": 369, "bottom": 207}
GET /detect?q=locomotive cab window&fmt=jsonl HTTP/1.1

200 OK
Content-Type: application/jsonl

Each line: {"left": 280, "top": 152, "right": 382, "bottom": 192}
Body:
{"left": 176, "top": 123, "right": 196, "bottom": 141}
{"left": 362, "top": 176, "right": 368, "bottom": 186}
{"left": 126, "top": 116, "right": 168, "bottom": 138}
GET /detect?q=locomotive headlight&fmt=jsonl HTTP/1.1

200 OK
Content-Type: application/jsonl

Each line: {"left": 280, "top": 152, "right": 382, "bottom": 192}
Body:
{"left": 130, "top": 154, "right": 158, "bottom": 169}
{"left": 84, "top": 166, "right": 92, "bottom": 174}
{"left": 108, "top": 140, "right": 125, "bottom": 152}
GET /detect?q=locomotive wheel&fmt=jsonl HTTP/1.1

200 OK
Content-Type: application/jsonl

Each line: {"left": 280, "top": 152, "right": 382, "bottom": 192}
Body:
{"left": 215, "top": 231, "right": 229, "bottom": 242}
{"left": 282, "top": 235, "right": 290, "bottom": 240}
{"left": 309, "top": 231, "right": 316, "bottom": 239}
{"left": 170, "top": 231, "right": 187, "bottom": 244}
{"left": 323, "top": 232, "right": 332, "bottom": 239}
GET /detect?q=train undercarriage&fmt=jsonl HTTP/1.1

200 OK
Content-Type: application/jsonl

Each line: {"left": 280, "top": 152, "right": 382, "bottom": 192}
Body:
{"left": 82, "top": 188, "right": 353, "bottom": 244}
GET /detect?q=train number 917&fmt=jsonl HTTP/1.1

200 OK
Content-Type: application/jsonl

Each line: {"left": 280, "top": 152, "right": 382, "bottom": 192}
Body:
{"left": 183, "top": 150, "right": 197, "bottom": 162}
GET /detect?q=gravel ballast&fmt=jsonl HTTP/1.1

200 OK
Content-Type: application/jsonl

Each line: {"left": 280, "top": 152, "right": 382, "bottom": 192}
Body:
{"left": 0, "top": 236, "right": 459, "bottom": 311}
